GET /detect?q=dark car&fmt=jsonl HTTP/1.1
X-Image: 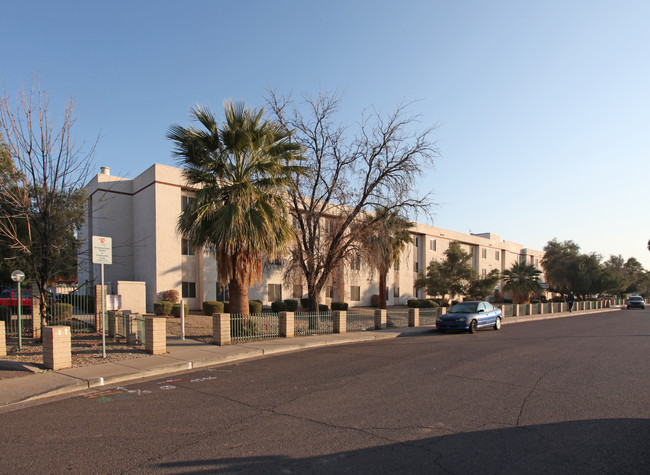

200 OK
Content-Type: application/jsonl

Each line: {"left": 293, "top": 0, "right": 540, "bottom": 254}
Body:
{"left": 436, "top": 301, "right": 502, "bottom": 333}
{"left": 626, "top": 296, "right": 645, "bottom": 310}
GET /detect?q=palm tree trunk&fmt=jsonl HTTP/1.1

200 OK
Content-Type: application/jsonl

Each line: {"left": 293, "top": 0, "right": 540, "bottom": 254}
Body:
{"left": 378, "top": 272, "right": 387, "bottom": 310}
{"left": 229, "top": 278, "right": 249, "bottom": 315}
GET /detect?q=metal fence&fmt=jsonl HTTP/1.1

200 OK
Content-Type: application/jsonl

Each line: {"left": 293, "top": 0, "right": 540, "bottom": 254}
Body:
{"left": 294, "top": 312, "right": 333, "bottom": 336}
{"left": 112, "top": 313, "right": 147, "bottom": 345}
{"left": 346, "top": 311, "right": 375, "bottom": 332}
{"left": 419, "top": 308, "right": 442, "bottom": 325}
{"left": 46, "top": 285, "right": 97, "bottom": 333}
{"left": 0, "top": 283, "right": 33, "bottom": 337}
{"left": 386, "top": 309, "right": 408, "bottom": 328}
{"left": 230, "top": 313, "right": 280, "bottom": 342}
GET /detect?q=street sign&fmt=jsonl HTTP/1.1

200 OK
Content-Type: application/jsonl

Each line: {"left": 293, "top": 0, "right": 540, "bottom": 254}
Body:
{"left": 92, "top": 236, "right": 112, "bottom": 265}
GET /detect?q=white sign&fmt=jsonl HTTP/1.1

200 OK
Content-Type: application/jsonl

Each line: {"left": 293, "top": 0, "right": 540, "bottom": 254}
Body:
{"left": 92, "top": 236, "right": 112, "bottom": 265}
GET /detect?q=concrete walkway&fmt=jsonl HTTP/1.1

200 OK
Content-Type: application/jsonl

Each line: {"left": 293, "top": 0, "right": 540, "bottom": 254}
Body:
{"left": 0, "top": 307, "right": 619, "bottom": 409}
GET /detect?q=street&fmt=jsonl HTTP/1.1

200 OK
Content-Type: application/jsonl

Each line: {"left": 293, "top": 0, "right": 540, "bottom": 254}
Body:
{"left": 1, "top": 309, "right": 649, "bottom": 473}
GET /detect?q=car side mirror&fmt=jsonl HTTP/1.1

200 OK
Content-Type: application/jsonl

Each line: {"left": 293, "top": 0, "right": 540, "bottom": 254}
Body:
{"left": 478, "top": 309, "right": 484, "bottom": 313}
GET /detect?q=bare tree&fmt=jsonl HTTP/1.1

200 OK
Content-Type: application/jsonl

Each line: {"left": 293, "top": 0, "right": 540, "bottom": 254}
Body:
{"left": 266, "top": 89, "right": 439, "bottom": 310}
{"left": 0, "top": 84, "right": 94, "bottom": 330}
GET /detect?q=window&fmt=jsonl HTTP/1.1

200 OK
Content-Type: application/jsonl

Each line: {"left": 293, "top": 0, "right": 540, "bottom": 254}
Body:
{"left": 216, "top": 284, "right": 229, "bottom": 302}
{"left": 414, "top": 236, "right": 419, "bottom": 247}
{"left": 482, "top": 269, "right": 487, "bottom": 278}
{"left": 327, "top": 286, "right": 334, "bottom": 298}
{"left": 181, "top": 239, "right": 194, "bottom": 256}
{"left": 351, "top": 254, "right": 361, "bottom": 271}
{"left": 351, "top": 286, "right": 360, "bottom": 301}
{"left": 414, "top": 262, "right": 419, "bottom": 273}
{"left": 495, "top": 250, "right": 500, "bottom": 261}
{"left": 482, "top": 248, "right": 487, "bottom": 259}
{"left": 182, "top": 282, "right": 196, "bottom": 299}
{"left": 268, "top": 284, "right": 282, "bottom": 302}
{"left": 429, "top": 239, "right": 436, "bottom": 251}
{"left": 181, "top": 195, "right": 195, "bottom": 211}
{"left": 393, "top": 286, "right": 400, "bottom": 298}
{"left": 292, "top": 284, "right": 302, "bottom": 299}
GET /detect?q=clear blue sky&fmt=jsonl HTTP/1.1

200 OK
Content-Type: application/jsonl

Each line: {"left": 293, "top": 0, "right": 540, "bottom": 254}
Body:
{"left": 3, "top": 0, "right": 649, "bottom": 269}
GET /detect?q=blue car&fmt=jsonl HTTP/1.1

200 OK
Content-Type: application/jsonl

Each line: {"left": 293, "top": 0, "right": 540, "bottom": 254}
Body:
{"left": 436, "top": 301, "right": 502, "bottom": 333}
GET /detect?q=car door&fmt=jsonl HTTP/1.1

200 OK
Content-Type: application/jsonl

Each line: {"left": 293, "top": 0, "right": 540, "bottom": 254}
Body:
{"left": 477, "top": 302, "right": 489, "bottom": 327}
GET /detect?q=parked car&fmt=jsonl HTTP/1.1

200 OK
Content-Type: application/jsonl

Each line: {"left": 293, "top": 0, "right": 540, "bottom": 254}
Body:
{"left": 0, "top": 289, "right": 32, "bottom": 311}
{"left": 436, "top": 300, "right": 502, "bottom": 333}
{"left": 626, "top": 296, "right": 645, "bottom": 310}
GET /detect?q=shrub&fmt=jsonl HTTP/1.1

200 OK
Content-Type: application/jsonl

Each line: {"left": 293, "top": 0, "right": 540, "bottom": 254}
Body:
{"left": 154, "top": 301, "right": 173, "bottom": 316}
{"left": 420, "top": 299, "right": 439, "bottom": 308}
{"left": 223, "top": 301, "right": 230, "bottom": 313}
{"left": 283, "top": 299, "right": 298, "bottom": 311}
{"left": 160, "top": 289, "right": 180, "bottom": 304}
{"left": 370, "top": 294, "right": 380, "bottom": 307}
{"left": 0, "top": 305, "right": 10, "bottom": 323}
{"left": 231, "top": 318, "right": 258, "bottom": 338}
{"left": 249, "top": 300, "right": 263, "bottom": 314}
{"left": 331, "top": 301, "right": 348, "bottom": 311}
{"left": 56, "top": 294, "right": 96, "bottom": 313}
{"left": 300, "top": 297, "right": 310, "bottom": 309}
{"left": 407, "top": 299, "right": 420, "bottom": 308}
{"left": 271, "top": 301, "right": 288, "bottom": 312}
{"left": 171, "top": 303, "right": 189, "bottom": 318}
{"left": 202, "top": 301, "right": 224, "bottom": 315}
{"left": 50, "top": 302, "right": 73, "bottom": 320}
{"left": 318, "top": 304, "right": 329, "bottom": 312}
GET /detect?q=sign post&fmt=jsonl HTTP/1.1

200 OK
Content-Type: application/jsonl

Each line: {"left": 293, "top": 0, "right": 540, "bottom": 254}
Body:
{"left": 92, "top": 236, "right": 112, "bottom": 358}
{"left": 11, "top": 270, "right": 25, "bottom": 351}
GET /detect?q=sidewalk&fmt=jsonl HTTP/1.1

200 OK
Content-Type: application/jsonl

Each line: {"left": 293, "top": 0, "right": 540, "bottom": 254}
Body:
{"left": 0, "top": 307, "right": 620, "bottom": 409}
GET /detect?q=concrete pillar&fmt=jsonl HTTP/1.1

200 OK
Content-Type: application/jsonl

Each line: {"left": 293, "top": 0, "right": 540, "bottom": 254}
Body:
{"left": 527, "top": 304, "right": 533, "bottom": 316}
{"left": 440, "top": 307, "right": 447, "bottom": 315}
{"left": 43, "top": 326, "right": 71, "bottom": 370}
{"left": 408, "top": 308, "right": 419, "bottom": 327}
{"left": 213, "top": 313, "right": 231, "bottom": 346}
{"left": 513, "top": 304, "right": 519, "bottom": 317}
{"left": 145, "top": 317, "right": 166, "bottom": 355}
{"left": 333, "top": 311, "right": 346, "bottom": 334}
{"left": 279, "top": 311, "right": 294, "bottom": 338}
{"left": 126, "top": 314, "right": 138, "bottom": 345}
{"left": 374, "top": 309, "right": 386, "bottom": 330}
{"left": 0, "top": 321, "right": 6, "bottom": 357}
{"left": 539, "top": 303, "right": 544, "bottom": 315}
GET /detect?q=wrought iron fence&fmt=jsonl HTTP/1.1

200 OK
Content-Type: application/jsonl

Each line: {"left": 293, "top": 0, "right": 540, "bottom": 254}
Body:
{"left": 47, "top": 285, "right": 96, "bottom": 333}
{"left": 419, "top": 308, "right": 442, "bottom": 325}
{"left": 230, "top": 313, "right": 280, "bottom": 342}
{"left": 346, "top": 311, "right": 375, "bottom": 332}
{"left": 386, "top": 309, "right": 408, "bottom": 328}
{"left": 294, "top": 312, "right": 333, "bottom": 336}
{"left": 1, "top": 283, "right": 33, "bottom": 337}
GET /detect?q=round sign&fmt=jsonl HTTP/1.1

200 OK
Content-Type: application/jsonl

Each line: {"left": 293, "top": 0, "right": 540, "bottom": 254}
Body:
{"left": 11, "top": 270, "right": 25, "bottom": 282}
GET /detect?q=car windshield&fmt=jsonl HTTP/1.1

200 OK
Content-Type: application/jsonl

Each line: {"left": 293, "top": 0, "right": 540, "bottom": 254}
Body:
{"left": 629, "top": 297, "right": 643, "bottom": 301}
{"left": 449, "top": 303, "right": 478, "bottom": 314}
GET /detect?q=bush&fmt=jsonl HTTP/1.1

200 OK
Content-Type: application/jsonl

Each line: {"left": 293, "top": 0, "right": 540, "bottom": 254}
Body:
{"left": 50, "top": 302, "right": 73, "bottom": 320}
{"left": 160, "top": 289, "right": 180, "bottom": 304}
{"left": 420, "top": 299, "right": 439, "bottom": 308}
{"left": 370, "top": 294, "right": 380, "bottom": 308}
{"left": 154, "top": 301, "right": 173, "bottom": 316}
{"left": 56, "top": 294, "right": 96, "bottom": 313}
{"left": 318, "top": 304, "right": 329, "bottom": 312}
{"left": 331, "top": 301, "right": 348, "bottom": 311}
{"left": 231, "top": 318, "right": 258, "bottom": 338}
{"left": 0, "top": 305, "right": 10, "bottom": 323}
{"left": 249, "top": 300, "right": 263, "bottom": 314}
{"left": 271, "top": 301, "right": 288, "bottom": 312}
{"left": 300, "top": 297, "right": 310, "bottom": 309}
{"left": 407, "top": 299, "right": 420, "bottom": 308}
{"left": 283, "top": 299, "right": 298, "bottom": 311}
{"left": 171, "top": 303, "right": 189, "bottom": 318}
{"left": 223, "top": 301, "right": 230, "bottom": 313}
{"left": 202, "top": 301, "right": 224, "bottom": 315}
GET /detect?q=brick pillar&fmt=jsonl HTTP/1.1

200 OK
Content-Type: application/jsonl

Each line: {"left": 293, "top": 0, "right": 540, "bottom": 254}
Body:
{"left": 539, "top": 303, "right": 544, "bottom": 315}
{"left": 333, "top": 311, "right": 347, "bottom": 334}
{"left": 145, "top": 317, "right": 166, "bottom": 355}
{"left": 374, "top": 309, "right": 386, "bottom": 330}
{"left": 279, "top": 311, "right": 294, "bottom": 338}
{"left": 440, "top": 307, "right": 447, "bottom": 315}
{"left": 0, "top": 321, "right": 6, "bottom": 357}
{"left": 213, "top": 313, "right": 231, "bottom": 346}
{"left": 31, "top": 288, "right": 42, "bottom": 339}
{"left": 513, "top": 304, "right": 520, "bottom": 317}
{"left": 43, "top": 326, "right": 72, "bottom": 370}
{"left": 126, "top": 314, "right": 138, "bottom": 345}
{"left": 408, "top": 308, "right": 419, "bottom": 327}
{"left": 527, "top": 304, "right": 533, "bottom": 316}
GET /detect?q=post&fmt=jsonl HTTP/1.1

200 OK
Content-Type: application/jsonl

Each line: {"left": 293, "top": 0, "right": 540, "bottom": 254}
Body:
{"left": 374, "top": 309, "right": 386, "bottom": 330}
{"left": 279, "top": 311, "right": 294, "bottom": 338}
{"left": 333, "top": 311, "right": 346, "bottom": 334}
{"left": 0, "top": 321, "right": 6, "bottom": 357}
{"left": 180, "top": 299, "right": 185, "bottom": 340}
{"left": 101, "top": 263, "right": 106, "bottom": 358}
{"left": 213, "top": 313, "right": 231, "bottom": 346}
{"left": 145, "top": 317, "right": 166, "bottom": 355}
{"left": 43, "top": 326, "right": 72, "bottom": 370}
{"left": 17, "top": 280, "right": 22, "bottom": 350}
{"left": 408, "top": 308, "right": 419, "bottom": 327}
{"left": 126, "top": 314, "right": 137, "bottom": 345}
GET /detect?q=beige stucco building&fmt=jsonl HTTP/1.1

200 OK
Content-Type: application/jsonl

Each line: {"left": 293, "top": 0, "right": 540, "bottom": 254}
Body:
{"left": 78, "top": 164, "right": 544, "bottom": 312}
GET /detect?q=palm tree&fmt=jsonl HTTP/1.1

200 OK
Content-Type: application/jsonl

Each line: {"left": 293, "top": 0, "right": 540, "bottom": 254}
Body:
{"left": 168, "top": 101, "right": 305, "bottom": 315}
{"left": 362, "top": 208, "right": 413, "bottom": 309}
{"left": 502, "top": 262, "right": 542, "bottom": 304}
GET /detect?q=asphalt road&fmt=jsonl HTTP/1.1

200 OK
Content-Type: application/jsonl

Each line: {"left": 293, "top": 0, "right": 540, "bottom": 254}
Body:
{"left": 1, "top": 309, "right": 649, "bottom": 474}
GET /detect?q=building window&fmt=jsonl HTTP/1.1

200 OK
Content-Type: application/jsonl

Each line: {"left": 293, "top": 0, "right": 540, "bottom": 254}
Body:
{"left": 495, "top": 250, "right": 500, "bottom": 261}
{"left": 181, "top": 195, "right": 195, "bottom": 212}
{"left": 429, "top": 239, "right": 436, "bottom": 251}
{"left": 182, "top": 282, "right": 196, "bottom": 299}
{"left": 414, "top": 236, "right": 419, "bottom": 247}
{"left": 327, "top": 286, "right": 334, "bottom": 299}
{"left": 181, "top": 239, "right": 194, "bottom": 256}
{"left": 216, "top": 284, "right": 229, "bottom": 302}
{"left": 482, "top": 269, "right": 487, "bottom": 278}
{"left": 482, "top": 248, "right": 487, "bottom": 259}
{"left": 414, "top": 262, "right": 419, "bottom": 273}
{"left": 530, "top": 256, "right": 535, "bottom": 265}
{"left": 292, "top": 284, "right": 302, "bottom": 299}
{"left": 351, "top": 286, "right": 360, "bottom": 301}
{"left": 268, "top": 284, "right": 282, "bottom": 302}
{"left": 393, "top": 286, "right": 400, "bottom": 298}
{"left": 351, "top": 254, "right": 361, "bottom": 271}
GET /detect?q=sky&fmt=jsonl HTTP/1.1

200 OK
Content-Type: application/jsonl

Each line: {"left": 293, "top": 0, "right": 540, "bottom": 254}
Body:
{"left": 2, "top": 0, "right": 649, "bottom": 269}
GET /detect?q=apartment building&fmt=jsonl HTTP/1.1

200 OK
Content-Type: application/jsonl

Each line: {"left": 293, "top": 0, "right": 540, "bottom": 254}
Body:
{"left": 78, "top": 164, "right": 544, "bottom": 312}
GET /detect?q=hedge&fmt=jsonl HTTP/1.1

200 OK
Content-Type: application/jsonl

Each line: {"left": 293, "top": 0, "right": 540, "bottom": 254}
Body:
{"left": 249, "top": 300, "right": 263, "bottom": 315}
{"left": 283, "top": 299, "right": 298, "bottom": 311}
{"left": 171, "top": 303, "right": 189, "bottom": 318}
{"left": 202, "top": 301, "right": 225, "bottom": 315}
{"left": 50, "top": 302, "right": 73, "bottom": 320}
{"left": 154, "top": 301, "right": 173, "bottom": 316}
{"left": 331, "top": 301, "right": 348, "bottom": 311}
{"left": 271, "top": 301, "right": 288, "bottom": 312}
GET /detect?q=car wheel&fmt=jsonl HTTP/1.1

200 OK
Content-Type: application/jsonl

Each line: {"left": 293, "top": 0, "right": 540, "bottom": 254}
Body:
{"left": 469, "top": 320, "right": 478, "bottom": 334}
{"left": 493, "top": 317, "right": 501, "bottom": 331}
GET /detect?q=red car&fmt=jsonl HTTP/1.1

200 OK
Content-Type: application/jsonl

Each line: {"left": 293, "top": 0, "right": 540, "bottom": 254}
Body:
{"left": 0, "top": 289, "right": 32, "bottom": 311}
